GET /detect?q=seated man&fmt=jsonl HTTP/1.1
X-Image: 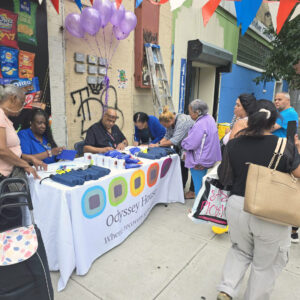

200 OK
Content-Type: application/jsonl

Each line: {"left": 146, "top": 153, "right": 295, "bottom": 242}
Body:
{"left": 84, "top": 108, "right": 128, "bottom": 154}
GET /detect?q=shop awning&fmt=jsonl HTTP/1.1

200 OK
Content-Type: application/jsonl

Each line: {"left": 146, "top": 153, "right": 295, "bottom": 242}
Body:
{"left": 187, "top": 39, "right": 233, "bottom": 73}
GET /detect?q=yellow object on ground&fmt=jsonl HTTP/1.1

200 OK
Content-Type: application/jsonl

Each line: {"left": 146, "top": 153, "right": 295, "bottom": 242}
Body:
{"left": 217, "top": 123, "right": 230, "bottom": 140}
{"left": 212, "top": 225, "right": 229, "bottom": 234}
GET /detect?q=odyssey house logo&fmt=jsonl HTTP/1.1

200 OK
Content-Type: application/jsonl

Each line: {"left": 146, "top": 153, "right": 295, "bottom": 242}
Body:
{"left": 147, "top": 163, "right": 159, "bottom": 187}
{"left": 130, "top": 170, "right": 145, "bottom": 197}
{"left": 109, "top": 177, "right": 128, "bottom": 206}
{"left": 81, "top": 186, "right": 106, "bottom": 219}
{"left": 160, "top": 158, "right": 172, "bottom": 178}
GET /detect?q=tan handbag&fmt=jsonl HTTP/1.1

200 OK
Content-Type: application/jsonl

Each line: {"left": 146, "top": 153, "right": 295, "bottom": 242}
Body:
{"left": 244, "top": 137, "right": 300, "bottom": 227}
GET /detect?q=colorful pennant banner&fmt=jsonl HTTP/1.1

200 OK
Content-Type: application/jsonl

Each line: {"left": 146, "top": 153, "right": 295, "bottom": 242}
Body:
{"left": 276, "top": 0, "right": 298, "bottom": 33}
{"left": 74, "top": 0, "right": 83, "bottom": 11}
{"left": 202, "top": 0, "right": 221, "bottom": 27}
{"left": 116, "top": 0, "right": 123, "bottom": 9}
{"left": 136, "top": 0, "right": 143, "bottom": 8}
{"left": 50, "top": 0, "right": 59, "bottom": 14}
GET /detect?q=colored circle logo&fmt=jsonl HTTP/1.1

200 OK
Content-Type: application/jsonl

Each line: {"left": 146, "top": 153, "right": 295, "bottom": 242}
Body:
{"left": 160, "top": 158, "right": 172, "bottom": 178}
{"left": 108, "top": 177, "right": 128, "bottom": 206}
{"left": 130, "top": 170, "right": 145, "bottom": 197}
{"left": 147, "top": 163, "right": 159, "bottom": 187}
{"left": 81, "top": 186, "right": 106, "bottom": 219}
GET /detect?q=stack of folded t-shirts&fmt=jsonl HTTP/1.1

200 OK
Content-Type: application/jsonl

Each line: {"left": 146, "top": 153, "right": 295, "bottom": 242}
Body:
{"left": 50, "top": 166, "right": 111, "bottom": 187}
{"left": 104, "top": 150, "right": 142, "bottom": 169}
{"left": 137, "top": 147, "right": 176, "bottom": 160}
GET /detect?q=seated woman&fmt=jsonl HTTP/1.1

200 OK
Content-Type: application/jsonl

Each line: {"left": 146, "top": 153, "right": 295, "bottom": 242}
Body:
{"left": 133, "top": 112, "right": 166, "bottom": 146}
{"left": 18, "top": 109, "right": 64, "bottom": 164}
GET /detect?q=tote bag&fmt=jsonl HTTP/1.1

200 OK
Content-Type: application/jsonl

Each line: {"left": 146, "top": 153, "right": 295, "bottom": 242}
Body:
{"left": 244, "top": 138, "right": 300, "bottom": 227}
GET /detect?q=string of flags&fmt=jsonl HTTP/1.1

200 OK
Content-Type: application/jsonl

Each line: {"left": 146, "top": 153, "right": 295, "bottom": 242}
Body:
{"left": 45, "top": 0, "right": 299, "bottom": 35}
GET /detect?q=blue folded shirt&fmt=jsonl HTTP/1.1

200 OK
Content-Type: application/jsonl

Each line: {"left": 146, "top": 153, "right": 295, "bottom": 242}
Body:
{"left": 50, "top": 166, "right": 111, "bottom": 187}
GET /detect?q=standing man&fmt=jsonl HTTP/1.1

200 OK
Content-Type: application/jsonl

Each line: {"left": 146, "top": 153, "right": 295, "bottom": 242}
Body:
{"left": 272, "top": 92, "right": 299, "bottom": 137}
{"left": 84, "top": 107, "right": 128, "bottom": 154}
{"left": 272, "top": 92, "right": 299, "bottom": 243}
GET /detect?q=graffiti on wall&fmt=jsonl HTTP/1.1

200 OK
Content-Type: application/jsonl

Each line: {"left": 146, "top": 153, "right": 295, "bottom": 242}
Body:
{"left": 70, "top": 84, "right": 124, "bottom": 137}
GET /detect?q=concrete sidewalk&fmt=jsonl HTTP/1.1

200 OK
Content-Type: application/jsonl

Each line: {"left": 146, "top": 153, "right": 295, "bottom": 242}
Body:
{"left": 51, "top": 200, "right": 300, "bottom": 300}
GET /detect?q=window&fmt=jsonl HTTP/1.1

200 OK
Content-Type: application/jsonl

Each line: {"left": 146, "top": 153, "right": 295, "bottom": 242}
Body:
{"left": 237, "top": 33, "right": 271, "bottom": 70}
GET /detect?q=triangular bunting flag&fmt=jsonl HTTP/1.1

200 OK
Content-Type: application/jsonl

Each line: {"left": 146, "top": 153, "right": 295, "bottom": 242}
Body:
{"left": 267, "top": 1, "right": 280, "bottom": 32}
{"left": 75, "top": 0, "right": 83, "bottom": 11}
{"left": 234, "top": 0, "right": 242, "bottom": 26}
{"left": 136, "top": 0, "right": 143, "bottom": 8}
{"left": 240, "top": 0, "right": 263, "bottom": 35}
{"left": 50, "top": 0, "right": 59, "bottom": 14}
{"left": 90, "top": 0, "right": 94, "bottom": 5}
{"left": 148, "top": 0, "right": 169, "bottom": 5}
{"left": 38, "top": 0, "right": 43, "bottom": 5}
{"left": 277, "top": 0, "right": 297, "bottom": 34}
{"left": 116, "top": 0, "right": 123, "bottom": 9}
{"left": 170, "top": 0, "right": 186, "bottom": 11}
{"left": 202, "top": 0, "right": 221, "bottom": 27}
{"left": 289, "top": 4, "right": 300, "bottom": 21}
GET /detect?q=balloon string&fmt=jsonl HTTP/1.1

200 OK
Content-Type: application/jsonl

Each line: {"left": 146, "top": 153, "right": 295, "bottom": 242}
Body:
{"left": 83, "top": 36, "right": 96, "bottom": 54}
{"left": 107, "top": 27, "right": 114, "bottom": 68}
{"left": 94, "top": 34, "right": 104, "bottom": 61}
{"left": 103, "top": 27, "right": 108, "bottom": 68}
{"left": 108, "top": 39, "right": 120, "bottom": 66}
{"left": 104, "top": 76, "right": 110, "bottom": 109}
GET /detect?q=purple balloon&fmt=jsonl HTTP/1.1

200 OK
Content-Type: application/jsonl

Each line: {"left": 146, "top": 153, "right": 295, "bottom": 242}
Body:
{"left": 110, "top": 3, "right": 125, "bottom": 27}
{"left": 93, "top": 0, "right": 113, "bottom": 28}
{"left": 119, "top": 11, "right": 137, "bottom": 35}
{"left": 80, "top": 7, "right": 102, "bottom": 36}
{"left": 113, "top": 26, "right": 130, "bottom": 40}
{"left": 65, "top": 13, "right": 85, "bottom": 38}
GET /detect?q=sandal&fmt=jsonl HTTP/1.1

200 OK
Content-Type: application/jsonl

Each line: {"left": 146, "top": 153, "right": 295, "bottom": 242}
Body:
{"left": 217, "top": 292, "right": 232, "bottom": 300}
{"left": 184, "top": 191, "right": 195, "bottom": 199}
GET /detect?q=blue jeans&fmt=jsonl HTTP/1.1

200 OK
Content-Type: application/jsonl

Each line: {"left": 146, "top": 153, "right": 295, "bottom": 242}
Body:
{"left": 190, "top": 168, "right": 207, "bottom": 196}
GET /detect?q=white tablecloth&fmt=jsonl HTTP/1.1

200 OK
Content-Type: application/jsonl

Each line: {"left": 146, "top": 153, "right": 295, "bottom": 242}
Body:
{"left": 28, "top": 154, "right": 184, "bottom": 291}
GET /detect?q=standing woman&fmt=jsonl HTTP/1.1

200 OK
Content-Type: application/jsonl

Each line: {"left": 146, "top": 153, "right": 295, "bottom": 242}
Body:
{"left": 18, "top": 109, "right": 64, "bottom": 164}
{"left": 0, "top": 85, "right": 45, "bottom": 231}
{"left": 0, "top": 85, "right": 44, "bottom": 180}
{"left": 217, "top": 100, "right": 300, "bottom": 300}
{"left": 181, "top": 99, "right": 221, "bottom": 196}
{"left": 151, "top": 106, "right": 195, "bottom": 197}
{"left": 133, "top": 112, "right": 166, "bottom": 146}
{"left": 222, "top": 94, "right": 257, "bottom": 145}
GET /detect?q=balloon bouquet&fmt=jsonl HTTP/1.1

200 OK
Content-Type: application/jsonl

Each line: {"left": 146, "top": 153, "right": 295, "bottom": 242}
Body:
{"left": 65, "top": 0, "right": 137, "bottom": 107}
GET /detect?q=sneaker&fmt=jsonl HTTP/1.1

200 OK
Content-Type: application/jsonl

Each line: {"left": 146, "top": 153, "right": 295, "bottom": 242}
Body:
{"left": 217, "top": 292, "right": 232, "bottom": 300}
{"left": 291, "top": 232, "right": 299, "bottom": 243}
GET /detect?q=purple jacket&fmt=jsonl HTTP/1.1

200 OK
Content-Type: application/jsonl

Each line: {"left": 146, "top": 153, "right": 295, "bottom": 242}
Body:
{"left": 181, "top": 114, "right": 222, "bottom": 169}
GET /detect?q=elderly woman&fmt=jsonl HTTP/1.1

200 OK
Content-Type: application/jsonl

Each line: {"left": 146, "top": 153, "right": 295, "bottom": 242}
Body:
{"left": 18, "top": 109, "right": 64, "bottom": 164}
{"left": 217, "top": 100, "right": 300, "bottom": 300}
{"left": 181, "top": 99, "right": 222, "bottom": 195}
{"left": 0, "top": 85, "right": 45, "bottom": 180}
{"left": 150, "top": 106, "right": 195, "bottom": 197}
{"left": 0, "top": 85, "right": 45, "bottom": 231}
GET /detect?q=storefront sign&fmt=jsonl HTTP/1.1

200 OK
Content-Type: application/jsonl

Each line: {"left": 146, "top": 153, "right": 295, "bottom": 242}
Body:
{"left": 178, "top": 58, "right": 186, "bottom": 113}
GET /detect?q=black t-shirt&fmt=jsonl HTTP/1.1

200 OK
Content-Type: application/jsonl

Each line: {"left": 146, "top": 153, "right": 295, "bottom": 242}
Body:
{"left": 225, "top": 135, "right": 300, "bottom": 196}
{"left": 85, "top": 121, "right": 126, "bottom": 149}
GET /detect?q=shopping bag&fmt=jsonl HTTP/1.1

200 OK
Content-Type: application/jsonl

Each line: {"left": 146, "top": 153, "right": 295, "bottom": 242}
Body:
{"left": 188, "top": 164, "right": 230, "bottom": 227}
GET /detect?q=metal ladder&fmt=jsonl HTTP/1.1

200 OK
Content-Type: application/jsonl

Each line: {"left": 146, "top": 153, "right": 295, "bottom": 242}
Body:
{"left": 145, "top": 43, "right": 174, "bottom": 115}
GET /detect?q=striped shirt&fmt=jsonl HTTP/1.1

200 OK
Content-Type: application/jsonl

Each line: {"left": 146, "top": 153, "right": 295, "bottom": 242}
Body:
{"left": 164, "top": 113, "right": 194, "bottom": 147}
